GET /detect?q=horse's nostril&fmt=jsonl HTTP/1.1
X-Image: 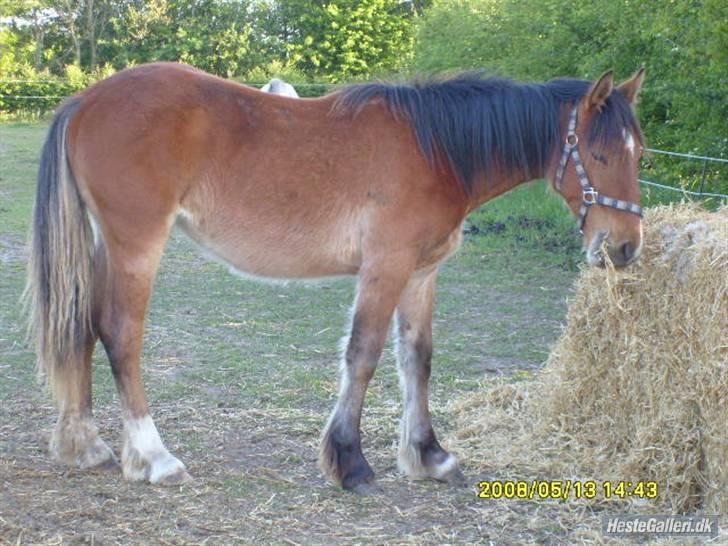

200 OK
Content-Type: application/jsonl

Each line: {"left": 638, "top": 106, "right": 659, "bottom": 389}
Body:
{"left": 620, "top": 242, "right": 635, "bottom": 263}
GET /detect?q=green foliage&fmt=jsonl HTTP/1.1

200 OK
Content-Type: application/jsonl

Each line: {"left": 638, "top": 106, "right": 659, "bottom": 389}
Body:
{"left": 109, "top": 0, "right": 265, "bottom": 78}
{"left": 0, "top": 63, "right": 114, "bottom": 117}
{"left": 0, "top": 23, "right": 34, "bottom": 75}
{"left": 411, "top": 0, "right": 728, "bottom": 195}
{"left": 242, "top": 59, "right": 309, "bottom": 85}
{"left": 287, "top": 0, "right": 415, "bottom": 82}
{"left": 2, "top": 0, "right": 418, "bottom": 84}
{"left": 0, "top": 76, "right": 75, "bottom": 116}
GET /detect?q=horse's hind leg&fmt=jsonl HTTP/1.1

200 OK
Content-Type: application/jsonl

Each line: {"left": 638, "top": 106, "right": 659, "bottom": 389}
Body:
{"left": 319, "top": 260, "right": 414, "bottom": 493}
{"left": 49, "top": 330, "right": 117, "bottom": 470}
{"left": 95, "top": 227, "right": 190, "bottom": 485}
{"left": 395, "top": 269, "right": 465, "bottom": 484}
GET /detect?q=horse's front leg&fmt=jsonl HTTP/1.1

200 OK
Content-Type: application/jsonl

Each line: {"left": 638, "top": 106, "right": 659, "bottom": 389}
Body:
{"left": 395, "top": 268, "right": 465, "bottom": 484}
{"left": 319, "top": 259, "right": 413, "bottom": 493}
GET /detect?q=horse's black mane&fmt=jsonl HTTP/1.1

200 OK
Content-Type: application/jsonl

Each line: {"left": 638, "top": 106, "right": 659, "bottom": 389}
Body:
{"left": 333, "top": 73, "right": 643, "bottom": 195}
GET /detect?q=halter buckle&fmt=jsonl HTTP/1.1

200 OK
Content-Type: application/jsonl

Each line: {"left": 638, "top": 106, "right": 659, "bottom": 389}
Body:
{"left": 583, "top": 188, "right": 598, "bottom": 205}
{"left": 566, "top": 134, "right": 579, "bottom": 147}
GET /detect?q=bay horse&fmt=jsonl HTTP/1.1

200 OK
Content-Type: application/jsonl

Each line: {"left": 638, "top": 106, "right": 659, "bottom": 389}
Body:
{"left": 25, "top": 63, "right": 645, "bottom": 492}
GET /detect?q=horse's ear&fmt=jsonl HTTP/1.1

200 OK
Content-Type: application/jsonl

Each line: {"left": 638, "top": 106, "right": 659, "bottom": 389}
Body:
{"left": 586, "top": 70, "right": 614, "bottom": 112}
{"left": 617, "top": 67, "right": 646, "bottom": 104}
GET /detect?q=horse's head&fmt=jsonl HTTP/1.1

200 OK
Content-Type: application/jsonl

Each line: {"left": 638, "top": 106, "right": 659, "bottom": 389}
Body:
{"left": 554, "top": 69, "right": 646, "bottom": 268}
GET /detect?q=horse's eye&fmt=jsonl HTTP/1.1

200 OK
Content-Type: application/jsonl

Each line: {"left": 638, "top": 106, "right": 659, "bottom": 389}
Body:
{"left": 591, "top": 152, "right": 608, "bottom": 165}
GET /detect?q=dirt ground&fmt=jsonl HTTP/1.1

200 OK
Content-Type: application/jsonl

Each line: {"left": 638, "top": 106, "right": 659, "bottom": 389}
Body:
{"left": 1, "top": 393, "right": 576, "bottom": 545}
{"left": 0, "top": 232, "right": 588, "bottom": 545}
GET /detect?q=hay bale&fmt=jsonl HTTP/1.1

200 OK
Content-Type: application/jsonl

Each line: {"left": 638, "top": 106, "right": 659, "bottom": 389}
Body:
{"left": 450, "top": 204, "right": 727, "bottom": 517}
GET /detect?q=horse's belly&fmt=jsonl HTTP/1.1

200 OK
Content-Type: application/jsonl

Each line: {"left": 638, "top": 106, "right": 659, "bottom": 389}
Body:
{"left": 175, "top": 209, "right": 361, "bottom": 279}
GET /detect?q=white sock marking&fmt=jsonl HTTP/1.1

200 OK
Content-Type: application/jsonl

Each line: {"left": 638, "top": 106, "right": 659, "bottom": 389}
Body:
{"left": 123, "top": 415, "right": 185, "bottom": 483}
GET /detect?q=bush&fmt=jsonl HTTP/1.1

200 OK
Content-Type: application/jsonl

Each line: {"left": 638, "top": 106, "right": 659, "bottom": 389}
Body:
{"left": 410, "top": 0, "right": 728, "bottom": 197}
{"left": 0, "top": 64, "right": 116, "bottom": 117}
{"left": 241, "top": 60, "right": 309, "bottom": 85}
{"left": 0, "top": 78, "right": 77, "bottom": 116}
{"left": 0, "top": 62, "right": 334, "bottom": 119}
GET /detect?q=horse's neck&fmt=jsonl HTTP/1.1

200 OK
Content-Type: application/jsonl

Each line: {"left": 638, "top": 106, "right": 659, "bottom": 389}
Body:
{"left": 467, "top": 166, "right": 549, "bottom": 212}
{"left": 466, "top": 106, "right": 562, "bottom": 211}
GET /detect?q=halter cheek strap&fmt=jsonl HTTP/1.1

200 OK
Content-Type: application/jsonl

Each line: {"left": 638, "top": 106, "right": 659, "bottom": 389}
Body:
{"left": 554, "top": 106, "right": 642, "bottom": 233}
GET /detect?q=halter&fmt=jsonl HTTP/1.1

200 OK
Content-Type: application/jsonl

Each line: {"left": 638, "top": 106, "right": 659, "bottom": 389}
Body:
{"left": 554, "top": 106, "right": 642, "bottom": 233}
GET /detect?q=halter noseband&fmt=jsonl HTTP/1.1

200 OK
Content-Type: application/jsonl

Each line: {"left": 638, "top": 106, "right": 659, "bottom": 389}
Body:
{"left": 554, "top": 106, "right": 642, "bottom": 233}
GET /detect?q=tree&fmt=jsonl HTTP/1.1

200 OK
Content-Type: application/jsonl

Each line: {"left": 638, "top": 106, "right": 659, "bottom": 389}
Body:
{"left": 0, "top": 0, "right": 57, "bottom": 71}
{"left": 51, "top": 0, "right": 82, "bottom": 67}
{"left": 287, "top": 0, "right": 414, "bottom": 81}
{"left": 1, "top": 0, "right": 125, "bottom": 72}
{"left": 2, "top": 0, "right": 420, "bottom": 82}
{"left": 411, "top": 0, "right": 728, "bottom": 162}
{"left": 109, "top": 0, "right": 266, "bottom": 77}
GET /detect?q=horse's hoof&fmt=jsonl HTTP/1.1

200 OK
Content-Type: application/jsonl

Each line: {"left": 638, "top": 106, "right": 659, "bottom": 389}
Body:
{"left": 91, "top": 455, "right": 121, "bottom": 472}
{"left": 124, "top": 447, "right": 191, "bottom": 485}
{"left": 349, "top": 480, "right": 383, "bottom": 496}
{"left": 154, "top": 468, "right": 192, "bottom": 486}
{"left": 438, "top": 466, "right": 467, "bottom": 487}
{"left": 51, "top": 419, "right": 117, "bottom": 471}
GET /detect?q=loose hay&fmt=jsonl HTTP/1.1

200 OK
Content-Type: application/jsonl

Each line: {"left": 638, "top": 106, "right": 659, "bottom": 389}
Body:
{"left": 450, "top": 204, "right": 727, "bottom": 524}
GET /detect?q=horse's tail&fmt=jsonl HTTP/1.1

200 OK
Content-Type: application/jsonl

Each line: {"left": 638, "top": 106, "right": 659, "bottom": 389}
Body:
{"left": 24, "top": 96, "right": 95, "bottom": 397}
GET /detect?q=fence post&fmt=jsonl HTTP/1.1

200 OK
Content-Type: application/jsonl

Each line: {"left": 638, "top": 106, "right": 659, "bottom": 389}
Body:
{"left": 697, "top": 158, "right": 708, "bottom": 197}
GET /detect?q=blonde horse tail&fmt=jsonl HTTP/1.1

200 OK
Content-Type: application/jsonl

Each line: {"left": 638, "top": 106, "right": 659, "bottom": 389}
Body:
{"left": 24, "top": 96, "right": 94, "bottom": 398}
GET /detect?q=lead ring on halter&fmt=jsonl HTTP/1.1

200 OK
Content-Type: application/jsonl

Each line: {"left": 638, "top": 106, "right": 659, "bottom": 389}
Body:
{"left": 554, "top": 106, "right": 643, "bottom": 233}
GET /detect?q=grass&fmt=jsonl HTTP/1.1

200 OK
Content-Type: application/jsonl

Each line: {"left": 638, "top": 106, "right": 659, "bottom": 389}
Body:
{"left": 0, "top": 121, "right": 622, "bottom": 544}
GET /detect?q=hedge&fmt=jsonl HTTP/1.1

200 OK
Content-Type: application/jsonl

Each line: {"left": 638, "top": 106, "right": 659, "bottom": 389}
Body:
{"left": 0, "top": 78, "right": 334, "bottom": 115}
{"left": 0, "top": 80, "right": 85, "bottom": 115}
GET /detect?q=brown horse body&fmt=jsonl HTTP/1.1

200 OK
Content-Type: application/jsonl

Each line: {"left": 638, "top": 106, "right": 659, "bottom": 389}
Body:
{"left": 26, "top": 63, "right": 645, "bottom": 490}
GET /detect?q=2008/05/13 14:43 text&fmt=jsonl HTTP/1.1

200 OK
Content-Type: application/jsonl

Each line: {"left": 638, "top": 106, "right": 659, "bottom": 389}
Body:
{"left": 477, "top": 480, "right": 658, "bottom": 500}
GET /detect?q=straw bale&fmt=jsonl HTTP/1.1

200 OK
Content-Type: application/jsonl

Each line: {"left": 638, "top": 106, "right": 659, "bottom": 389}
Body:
{"left": 450, "top": 204, "right": 727, "bottom": 517}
